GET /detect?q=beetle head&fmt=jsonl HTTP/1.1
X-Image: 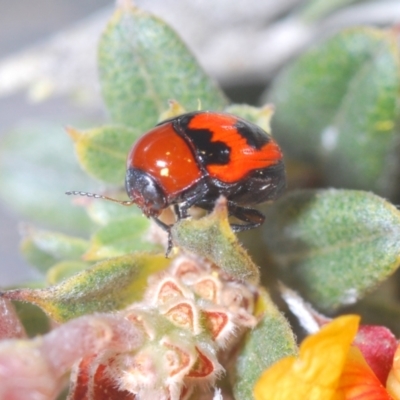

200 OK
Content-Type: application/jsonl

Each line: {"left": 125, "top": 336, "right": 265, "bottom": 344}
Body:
{"left": 125, "top": 168, "right": 167, "bottom": 217}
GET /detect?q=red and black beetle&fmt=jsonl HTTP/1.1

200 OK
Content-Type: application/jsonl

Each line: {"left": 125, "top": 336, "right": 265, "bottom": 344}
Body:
{"left": 67, "top": 111, "right": 285, "bottom": 252}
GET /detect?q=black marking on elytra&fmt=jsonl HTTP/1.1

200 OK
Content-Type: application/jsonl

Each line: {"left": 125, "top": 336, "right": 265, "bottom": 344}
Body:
{"left": 176, "top": 114, "right": 231, "bottom": 166}
{"left": 235, "top": 120, "right": 269, "bottom": 150}
{"left": 187, "top": 128, "right": 230, "bottom": 165}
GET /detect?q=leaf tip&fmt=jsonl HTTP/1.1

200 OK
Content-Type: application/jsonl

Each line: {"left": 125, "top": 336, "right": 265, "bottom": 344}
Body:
{"left": 82, "top": 246, "right": 99, "bottom": 261}
{"left": 207, "top": 195, "right": 227, "bottom": 219}
{"left": 213, "top": 196, "right": 233, "bottom": 232}
{"left": 1, "top": 289, "right": 32, "bottom": 303}
{"left": 66, "top": 126, "right": 82, "bottom": 142}
{"left": 116, "top": 0, "right": 136, "bottom": 12}
{"left": 158, "top": 100, "right": 187, "bottom": 122}
{"left": 259, "top": 103, "right": 275, "bottom": 134}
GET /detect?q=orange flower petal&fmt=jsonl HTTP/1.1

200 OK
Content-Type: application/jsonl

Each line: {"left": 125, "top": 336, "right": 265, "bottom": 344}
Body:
{"left": 254, "top": 315, "right": 360, "bottom": 400}
{"left": 386, "top": 343, "right": 400, "bottom": 400}
{"left": 334, "top": 347, "right": 391, "bottom": 400}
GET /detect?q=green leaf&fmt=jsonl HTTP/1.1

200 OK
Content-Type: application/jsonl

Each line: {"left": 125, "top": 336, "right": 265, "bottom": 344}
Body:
{"left": 12, "top": 301, "right": 50, "bottom": 337}
{"left": 20, "top": 239, "right": 59, "bottom": 274}
{"left": 84, "top": 215, "right": 161, "bottom": 261}
{"left": 262, "top": 189, "right": 400, "bottom": 312}
{"left": 68, "top": 125, "right": 139, "bottom": 184}
{"left": 299, "top": 0, "right": 359, "bottom": 22}
{"left": 231, "top": 289, "right": 297, "bottom": 399}
{"left": 267, "top": 27, "right": 400, "bottom": 197}
{"left": 0, "top": 123, "right": 95, "bottom": 232}
{"left": 224, "top": 104, "right": 275, "bottom": 134}
{"left": 86, "top": 194, "right": 142, "bottom": 225}
{"left": 3, "top": 253, "right": 170, "bottom": 322}
{"left": 98, "top": 4, "right": 228, "bottom": 131}
{"left": 172, "top": 197, "right": 260, "bottom": 284}
{"left": 20, "top": 227, "right": 88, "bottom": 273}
{"left": 46, "top": 261, "right": 90, "bottom": 285}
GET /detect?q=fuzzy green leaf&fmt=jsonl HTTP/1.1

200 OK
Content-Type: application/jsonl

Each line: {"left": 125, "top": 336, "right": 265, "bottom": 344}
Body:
{"left": 267, "top": 27, "right": 400, "bottom": 197}
{"left": 84, "top": 215, "right": 161, "bottom": 261}
{"left": 3, "top": 253, "right": 170, "bottom": 322}
{"left": 98, "top": 4, "right": 228, "bottom": 131}
{"left": 12, "top": 301, "right": 50, "bottom": 337}
{"left": 46, "top": 261, "right": 90, "bottom": 285}
{"left": 68, "top": 125, "right": 139, "bottom": 184}
{"left": 86, "top": 196, "right": 142, "bottom": 225}
{"left": 262, "top": 189, "right": 400, "bottom": 311}
{"left": 0, "top": 124, "right": 95, "bottom": 232}
{"left": 20, "top": 239, "right": 59, "bottom": 274}
{"left": 20, "top": 227, "right": 88, "bottom": 273}
{"left": 172, "top": 197, "right": 260, "bottom": 284}
{"left": 231, "top": 289, "right": 298, "bottom": 399}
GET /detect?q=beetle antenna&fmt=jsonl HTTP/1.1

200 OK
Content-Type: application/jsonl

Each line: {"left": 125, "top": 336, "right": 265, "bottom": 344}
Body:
{"left": 65, "top": 191, "right": 134, "bottom": 206}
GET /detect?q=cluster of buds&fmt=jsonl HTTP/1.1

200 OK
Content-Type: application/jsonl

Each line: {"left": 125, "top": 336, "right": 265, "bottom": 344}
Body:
{"left": 69, "top": 253, "right": 259, "bottom": 400}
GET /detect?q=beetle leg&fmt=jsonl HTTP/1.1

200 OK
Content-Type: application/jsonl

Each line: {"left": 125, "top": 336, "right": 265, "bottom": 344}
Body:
{"left": 176, "top": 189, "right": 209, "bottom": 220}
{"left": 227, "top": 203, "right": 265, "bottom": 232}
{"left": 152, "top": 216, "right": 171, "bottom": 231}
{"left": 152, "top": 217, "right": 173, "bottom": 257}
{"left": 193, "top": 200, "right": 265, "bottom": 232}
{"left": 174, "top": 204, "right": 183, "bottom": 219}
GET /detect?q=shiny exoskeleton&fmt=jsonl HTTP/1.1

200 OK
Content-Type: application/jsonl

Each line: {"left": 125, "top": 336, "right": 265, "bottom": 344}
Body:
{"left": 125, "top": 111, "right": 285, "bottom": 235}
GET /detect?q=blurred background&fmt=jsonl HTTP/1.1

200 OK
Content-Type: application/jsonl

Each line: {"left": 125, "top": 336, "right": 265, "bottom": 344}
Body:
{"left": 1, "top": 0, "right": 400, "bottom": 286}
{"left": 0, "top": 0, "right": 109, "bottom": 285}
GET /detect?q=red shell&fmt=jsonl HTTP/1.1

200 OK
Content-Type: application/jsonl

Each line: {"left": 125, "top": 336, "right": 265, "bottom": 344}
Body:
{"left": 186, "top": 112, "right": 283, "bottom": 183}
{"left": 125, "top": 111, "right": 285, "bottom": 236}
{"left": 127, "top": 111, "right": 283, "bottom": 197}
{"left": 127, "top": 121, "right": 203, "bottom": 198}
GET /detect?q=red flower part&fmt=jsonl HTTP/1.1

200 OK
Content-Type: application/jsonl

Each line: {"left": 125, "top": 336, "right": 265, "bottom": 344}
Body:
{"left": 69, "top": 355, "right": 94, "bottom": 399}
{"left": 202, "top": 309, "right": 232, "bottom": 341}
{"left": 163, "top": 300, "right": 200, "bottom": 334}
{"left": 170, "top": 256, "right": 204, "bottom": 280}
{"left": 187, "top": 347, "right": 217, "bottom": 379}
{"left": 162, "top": 341, "right": 193, "bottom": 377}
{"left": 156, "top": 278, "right": 187, "bottom": 304}
{"left": 353, "top": 325, "right": 397, "bottom": 385}
{"left": 220, "top": 282, "right": 255, "bottom": 314}
{"left": 193, "top": 277, "right": 219, "bottom": 303}
{"left": 69, "top": 356, "right": 135, "bottom": 400}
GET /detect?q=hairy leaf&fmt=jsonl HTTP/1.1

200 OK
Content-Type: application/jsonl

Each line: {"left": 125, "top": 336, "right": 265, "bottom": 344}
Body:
{"left": 99, "top": 3, "right": 228, "bottom": 131}
{"left": 84, "top": 215, "right": 161, "bottom": 261}
{"left": 3, "top": 253, "right": 170, "bottom": 322}
{"left": 231, "top": 289, "right": 297, "bottom": 399}
{"left": 262, "top": 189, "right": 400, "bottom": 311}
{"left": 172, "top": 197, "right": 260, "bottom": 284}
{"left": 267, "top": 27, "right": 400, "bottom": 197}
{"left": 68, "top": 125, "right": 138, "bottom": 185}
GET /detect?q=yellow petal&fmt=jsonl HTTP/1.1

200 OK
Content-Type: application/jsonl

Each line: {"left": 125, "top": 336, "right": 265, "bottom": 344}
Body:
{"left": 254, "top": 315, "right": 360, "bottom": 400}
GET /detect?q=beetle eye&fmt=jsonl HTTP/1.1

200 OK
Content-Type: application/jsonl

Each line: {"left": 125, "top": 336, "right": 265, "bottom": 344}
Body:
{"left": 125, "top": 168, "right": 167, "bottom": 216}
